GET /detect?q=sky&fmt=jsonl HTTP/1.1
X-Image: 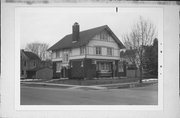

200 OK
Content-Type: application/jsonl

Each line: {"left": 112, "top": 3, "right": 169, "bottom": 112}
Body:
{"left": 18, "top": 7, "right": 163, "bottom": 49}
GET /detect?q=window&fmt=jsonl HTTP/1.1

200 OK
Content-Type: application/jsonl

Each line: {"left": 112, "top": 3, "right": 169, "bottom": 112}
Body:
{"left": 80, "top": 47, "right": 85, "bottom": 55}
{"left": 56, "top": 62, "right": 61, "bottom": 72}
{"left": 63, "top": 53, "right": 69, "bottom": 62}
{"left": 100, "top": 32, "right": 108, "bottom": 41}
{"left": 97, "top": 62, "right": 111, "bottom": 71}
{"left": 95, "top": 47, "right": 102, "bottom": 55}
{"left": 107, "top": 47, "right": 113, "bottom": 56}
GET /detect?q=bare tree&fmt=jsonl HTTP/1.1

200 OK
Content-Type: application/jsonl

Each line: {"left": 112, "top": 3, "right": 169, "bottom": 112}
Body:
{"left": 25, "top": 42, "right": 50, "bottom": 60}
{"left": 122, "top": 16, "right": 157, "bottom": 83}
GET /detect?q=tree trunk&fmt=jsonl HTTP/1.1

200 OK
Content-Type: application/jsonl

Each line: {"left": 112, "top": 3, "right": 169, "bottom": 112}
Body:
{"left": 139, "top": 65, "right": 143, "bottom": 83}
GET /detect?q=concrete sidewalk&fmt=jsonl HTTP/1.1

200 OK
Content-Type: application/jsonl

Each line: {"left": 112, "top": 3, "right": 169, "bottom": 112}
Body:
{"left": 21, "top": 79, "right": 157, "bottom": 90}
{"left": 21, "top": 82, "right": 107, "bottom": 90}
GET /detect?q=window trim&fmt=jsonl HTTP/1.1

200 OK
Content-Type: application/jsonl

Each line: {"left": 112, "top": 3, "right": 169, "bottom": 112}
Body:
{"left": 62, "top": 53, "right": 69, "bottom": 62}
{"left": 107, "top": 47, "right": 113, "bottom": 56}
{"left": 97, "top": 62, "right": 112, "bottom": 72}
{"left": 95, "top": 46, "right": 102, "bottom": 55}
{"left": 100, "top": 31, "right": 108, "bottom": 41}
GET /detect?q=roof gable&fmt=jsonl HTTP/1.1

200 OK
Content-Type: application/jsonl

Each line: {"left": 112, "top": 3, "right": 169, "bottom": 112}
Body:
{"left": 48, "top": 25, "right": 125, "bottom": 51}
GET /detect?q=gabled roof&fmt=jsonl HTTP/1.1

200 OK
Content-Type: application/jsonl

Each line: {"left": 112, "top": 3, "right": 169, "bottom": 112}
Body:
{"left": 21, "top": 50, "right": 41, "bottom": 60}
{"left": 48, "top": 25, "right": 125, "bottom": 51}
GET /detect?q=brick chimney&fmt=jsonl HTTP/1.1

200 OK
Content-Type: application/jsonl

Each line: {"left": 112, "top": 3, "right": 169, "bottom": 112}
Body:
{"left": 72, "top": 22, "right": 80, "bottom": 42}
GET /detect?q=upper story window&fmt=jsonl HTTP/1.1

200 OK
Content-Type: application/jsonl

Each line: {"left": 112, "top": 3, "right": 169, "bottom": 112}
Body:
{"left": 56, "top": 51, "right": 60, "bottom": 58}
{"left": 107, "top": 47, "right": 113, "bottom": 56}
{"left": 80, "top": 47, "right": 85, "bottom": 55}
{"left": 95, "top": 47, "right": 102, "bottom": 55}
{"left": 62, "top": 53, "right": 69, "bottom": 62}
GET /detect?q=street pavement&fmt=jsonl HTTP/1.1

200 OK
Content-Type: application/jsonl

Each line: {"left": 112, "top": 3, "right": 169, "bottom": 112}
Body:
{"left": 21, "top": 84, "right": 158, "bottom": 105}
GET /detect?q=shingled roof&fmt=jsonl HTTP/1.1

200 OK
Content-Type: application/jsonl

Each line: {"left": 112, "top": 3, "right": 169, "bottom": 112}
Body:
{"left": 48, "top": 25, "right": 125, "bottom": 51}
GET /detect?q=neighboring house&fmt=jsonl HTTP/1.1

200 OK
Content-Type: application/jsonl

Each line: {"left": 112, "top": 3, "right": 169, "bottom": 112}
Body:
{"left": 48, "top": 22, "right": 125, "bottom": 79}
{"left": 20, "top": 50, "right": 41, "bottom": 79}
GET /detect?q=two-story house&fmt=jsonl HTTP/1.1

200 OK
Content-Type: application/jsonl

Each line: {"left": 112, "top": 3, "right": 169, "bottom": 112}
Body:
{"left": 48, "top": 22, "right": 125, "bottom": 79}
{"left": 21, "top": 50, "right": 41, "bottom": 79}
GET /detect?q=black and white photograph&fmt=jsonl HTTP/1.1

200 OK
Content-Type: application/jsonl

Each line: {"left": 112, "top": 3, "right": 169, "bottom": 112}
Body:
{"left": 17, "top": 7, "right": 162, "bottom": 106}
{"left": 1, "top": 1, "right": 180, "bottom": 118}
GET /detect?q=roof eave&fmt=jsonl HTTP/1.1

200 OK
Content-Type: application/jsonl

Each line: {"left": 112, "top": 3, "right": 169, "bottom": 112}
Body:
{"left": 105, "top": 27, "right": 125, "bottom": 49}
